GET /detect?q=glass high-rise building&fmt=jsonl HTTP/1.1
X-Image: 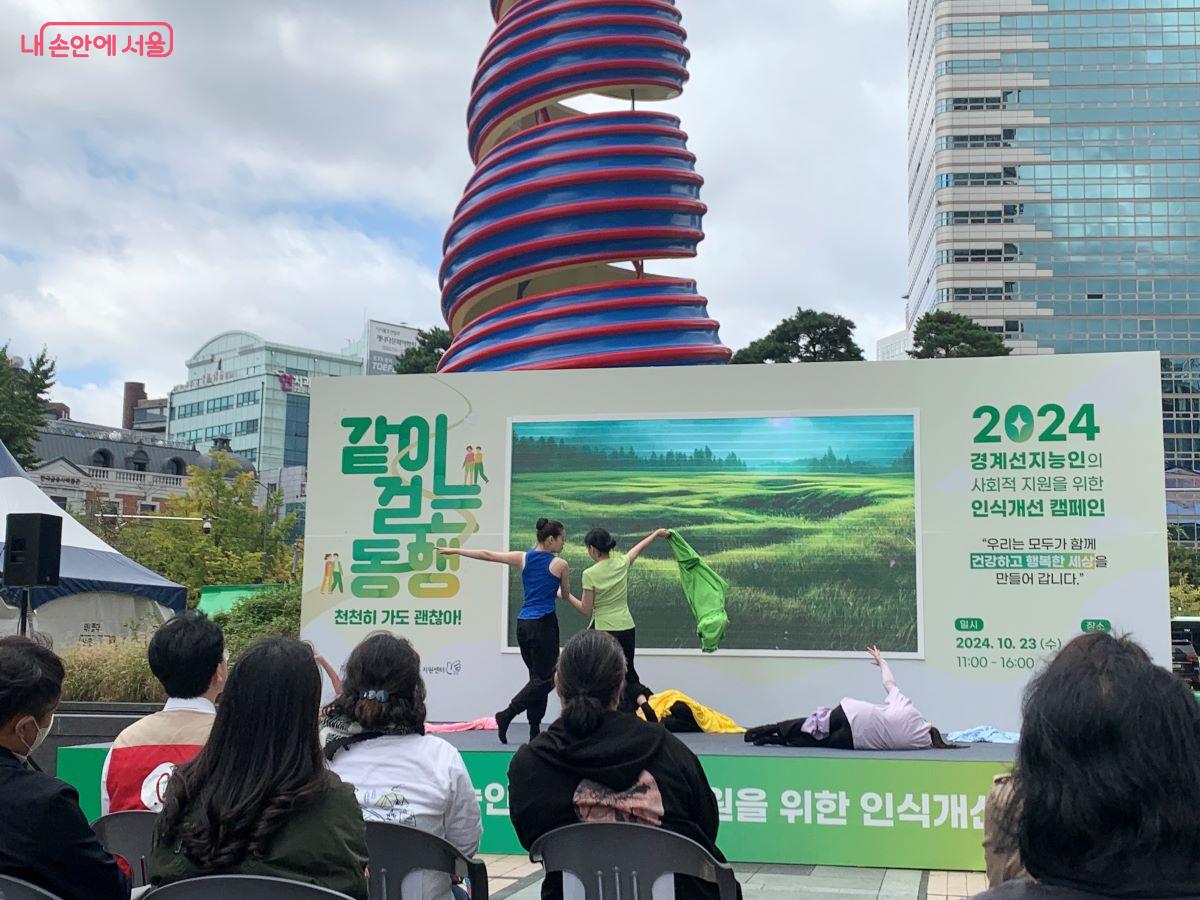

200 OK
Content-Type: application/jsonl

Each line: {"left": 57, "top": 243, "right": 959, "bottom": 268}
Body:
{"left": 907, "top": 0, "right": 1200, "bottom": 534}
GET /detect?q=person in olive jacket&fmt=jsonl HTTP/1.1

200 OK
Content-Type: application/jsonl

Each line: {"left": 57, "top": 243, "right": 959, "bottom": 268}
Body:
{"left": 150, "top": 637, "right": 368, "bottom": 899}
{"left": 508, "top": 630, "right": 739, "bottom": 900}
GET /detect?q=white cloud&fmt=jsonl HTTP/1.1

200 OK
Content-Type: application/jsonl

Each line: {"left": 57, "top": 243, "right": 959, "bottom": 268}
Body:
{"left": 50, "top": 380, "right": 126, "bottom": 427}
{"left": 1, "top": 0, "right": 910, "bottom": 421}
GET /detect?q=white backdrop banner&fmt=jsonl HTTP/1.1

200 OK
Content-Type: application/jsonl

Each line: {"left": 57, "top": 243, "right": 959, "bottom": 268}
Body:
{"left": 301, "top": 353, "right": 1167, "bottom": 729}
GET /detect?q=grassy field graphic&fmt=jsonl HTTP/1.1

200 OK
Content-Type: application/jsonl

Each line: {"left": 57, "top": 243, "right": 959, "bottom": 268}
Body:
{"left": 505, "top": 415, "right": 918, "bottom": 654}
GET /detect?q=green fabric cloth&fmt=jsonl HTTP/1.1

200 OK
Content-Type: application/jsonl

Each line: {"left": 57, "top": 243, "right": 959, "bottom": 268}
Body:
{"left": 667, "top": 532, "right": 729, "bottom": 653}
{"left": 582, "top": 551, "right": 636, "bottom": 631}
{"left": 148, "top": 770, "right": 369, "bottom": 899}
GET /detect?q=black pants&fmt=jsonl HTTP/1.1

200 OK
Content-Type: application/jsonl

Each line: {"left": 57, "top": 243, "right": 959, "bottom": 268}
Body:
{"left": 745, "top": 704, "right": 854, "bottom": 749}
{"left": 595, "top": 626, "right": 640, "bottom": 712}
{"left": 508, "top": 613, "right": 560, "bottom": 727}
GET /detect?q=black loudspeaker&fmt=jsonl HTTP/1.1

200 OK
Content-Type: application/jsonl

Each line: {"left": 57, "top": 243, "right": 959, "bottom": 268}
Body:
{"left": 3, "top": 513, "right": 62, "bottom": 588}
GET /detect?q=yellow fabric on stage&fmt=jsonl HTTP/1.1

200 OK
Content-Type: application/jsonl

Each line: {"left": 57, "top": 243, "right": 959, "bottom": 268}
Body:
{"left": 638, "top": 689, "right": 746, "bottom": 734}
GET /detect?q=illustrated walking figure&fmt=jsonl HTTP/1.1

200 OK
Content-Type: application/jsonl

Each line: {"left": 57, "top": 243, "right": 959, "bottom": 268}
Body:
{"left": 320, "top": 553, "right": 334, "bottom": 594}
{"left": 438, "top": 518, "right": 574, "bottom": 744}
{"left": 462, "top": 446, "right": 476, "bottom": 484}
{"left": 330, "top": 553, "right": 344, "bottom": 594}
{"left": 473, "top": 446, "right": 489, "bottom": 485}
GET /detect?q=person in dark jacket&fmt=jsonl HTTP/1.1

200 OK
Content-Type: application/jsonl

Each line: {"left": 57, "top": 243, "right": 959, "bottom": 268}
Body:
{"left": 0, "top": 636, "right": 129, "bottom": 900}
{"left": 972, "top": 632, "right": 1200, "bottom": 899}
{"left": 149, "top": 637, "right": 368, "bottom": 899}
{"left": 508, "top": 630, "right": 737, "bottom": 900}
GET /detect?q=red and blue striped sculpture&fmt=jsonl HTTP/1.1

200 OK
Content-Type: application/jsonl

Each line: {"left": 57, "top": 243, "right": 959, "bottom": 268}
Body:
{"left": 438, "top": 0, "right": 730, "bottom": 372}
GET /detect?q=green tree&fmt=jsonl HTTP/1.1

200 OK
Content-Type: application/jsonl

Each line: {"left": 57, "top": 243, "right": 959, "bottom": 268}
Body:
{"left": 908, "top": 310, "right": 1011, "bottom": 359}
{"left": 393, "top": 327, "right": 452, "bottom": 374}
{"left": 214, "top": 583, "right": 301, "bottom": 658}
{"left": 1169, "top": 541, "right": 1200, "bottom": 586}
{"left": 108, "top": 452, "right": 298, "bottom": 606}
{"left": 731, "top": 308, "right": 865, "bottom": 364}
{"left": 1171, "top": 576, "right": 1200, "bottom": 617}
{"left": 0, "top": 345, "right": 56, "bottom": 467}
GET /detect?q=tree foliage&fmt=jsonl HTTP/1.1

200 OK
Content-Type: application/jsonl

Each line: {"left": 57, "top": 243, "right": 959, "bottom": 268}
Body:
{"left": 102, "top": 452, "right": 299, "bottom": 606}
{"left": 0, "top": 345, "right": 56, "bottom": 468}
{"left": 214, "top": 583, "right": 301, "bottom": 658}
{"left": 1171, "top": 577, "right": 1200, "bottom": 617}
{"left": 393, "top": 327, "right": 452, "bottom": 374}
{"left": 908, "top": 310, "right": 1011, "bottom": 359}
{"left": 731, "top": 308, "right": 865, "bottom": 364}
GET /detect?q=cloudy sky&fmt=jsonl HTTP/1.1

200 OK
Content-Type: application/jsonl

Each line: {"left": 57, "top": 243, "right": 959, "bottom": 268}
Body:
{"left": 0, "top": 0, "right": 908, "bottom": 425}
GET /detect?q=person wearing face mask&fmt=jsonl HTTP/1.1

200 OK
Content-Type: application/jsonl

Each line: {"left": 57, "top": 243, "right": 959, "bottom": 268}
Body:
{"left": 0, "top": 636, "right": 130, "bottom": 900}
{"left": 101, "top": 611, "right": 227, "bottom": 814}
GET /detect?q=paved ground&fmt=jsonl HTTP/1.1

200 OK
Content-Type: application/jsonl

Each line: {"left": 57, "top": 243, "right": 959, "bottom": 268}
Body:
{"left": 480, "top": 854, "right": 989, "bottom": 898}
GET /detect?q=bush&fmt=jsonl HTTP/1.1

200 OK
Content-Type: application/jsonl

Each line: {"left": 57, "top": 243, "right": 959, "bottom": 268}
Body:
{"left": 60, "top": 638, "right": 165, "bottom": 703}
{"left": 214, "top": 583, "right": 302, "bottom": 658}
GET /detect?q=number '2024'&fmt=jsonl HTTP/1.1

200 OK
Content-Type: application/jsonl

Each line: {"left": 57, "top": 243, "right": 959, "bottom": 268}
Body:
{"left": 973, "top": 403, "right": 1100, "bottom": 444}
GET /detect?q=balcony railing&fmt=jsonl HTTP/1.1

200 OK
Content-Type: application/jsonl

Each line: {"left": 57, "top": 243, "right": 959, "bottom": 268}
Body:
{"left": 83, "top": 466, "right": 186, "bottom": 488}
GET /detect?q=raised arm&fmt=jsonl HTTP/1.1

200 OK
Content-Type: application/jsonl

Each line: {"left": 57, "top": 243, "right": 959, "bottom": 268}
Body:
{"left": 867, "top": 646, "right": 898, "bottom": 695}
{"left": 437, "top": 547, "right": 525, "bottom": 567}
{"left": 626, "top": 527, "right": 670, "bottom": 566}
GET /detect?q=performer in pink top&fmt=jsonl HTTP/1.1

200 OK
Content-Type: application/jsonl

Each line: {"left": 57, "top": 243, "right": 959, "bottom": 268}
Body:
{"left": 744, "top": 647, "right": 958, "bottom": 750}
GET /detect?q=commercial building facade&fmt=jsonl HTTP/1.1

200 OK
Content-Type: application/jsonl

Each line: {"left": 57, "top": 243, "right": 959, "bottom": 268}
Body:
{"left": 907, "top": 0, "right": 1200, "bottom": 535}
{"left": 168, "top": 331, "right": 362, "bottom": 470}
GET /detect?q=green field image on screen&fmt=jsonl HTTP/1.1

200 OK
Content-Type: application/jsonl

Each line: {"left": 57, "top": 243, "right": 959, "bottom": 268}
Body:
{"left": 506, "top": 414, "right": 918, "bottom": 653}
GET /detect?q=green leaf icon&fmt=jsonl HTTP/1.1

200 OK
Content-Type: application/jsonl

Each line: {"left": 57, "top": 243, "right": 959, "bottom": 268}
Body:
{"left": 1004, "top": 405, "right": 1035, "bottom": 442}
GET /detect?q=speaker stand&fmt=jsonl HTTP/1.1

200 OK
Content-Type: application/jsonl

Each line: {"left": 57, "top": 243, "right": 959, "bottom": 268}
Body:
{"left": 17, "top": 587, "right": 30, "bottom": 638}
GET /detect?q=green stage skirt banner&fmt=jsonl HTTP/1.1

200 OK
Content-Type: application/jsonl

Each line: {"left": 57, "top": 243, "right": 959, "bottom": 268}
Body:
{"left": 300, "top": 354, "right": 1168, "bottom": 729}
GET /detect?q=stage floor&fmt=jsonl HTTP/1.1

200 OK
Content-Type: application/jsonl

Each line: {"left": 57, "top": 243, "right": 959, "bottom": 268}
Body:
{"left": 434, "top": 728, "right": 1016, "bottom": 762}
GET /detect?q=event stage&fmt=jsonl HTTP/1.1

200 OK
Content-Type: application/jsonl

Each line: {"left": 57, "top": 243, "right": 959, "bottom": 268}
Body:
{"left": 59, "top": 734, "right": 1011, "bottom": 872}
{"left": 437, "top": 728, "right": 1016, "bottom": 762}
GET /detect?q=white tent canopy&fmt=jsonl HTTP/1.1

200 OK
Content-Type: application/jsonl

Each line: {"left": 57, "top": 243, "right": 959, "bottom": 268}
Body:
{"left": 0, "top": 439, "right": 184, "bottom": 646}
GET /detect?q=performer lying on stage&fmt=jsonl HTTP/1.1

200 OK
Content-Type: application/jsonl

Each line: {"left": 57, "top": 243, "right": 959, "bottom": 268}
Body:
{"left": 743, "top": 647, "right": 958, "bottom": 750}
{"left": 634, "top": 687, "right": 745, "bottom": 735}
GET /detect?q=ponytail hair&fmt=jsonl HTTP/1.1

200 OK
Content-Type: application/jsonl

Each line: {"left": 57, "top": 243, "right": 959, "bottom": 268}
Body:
{"left": 584, "top": 527, "right": 618, "bottom": 554}
{"left": 536, "top": 517, "right": 564, "bottom": 543}
{"left": 556, "top": 630, "right": 626, "bottom": 736}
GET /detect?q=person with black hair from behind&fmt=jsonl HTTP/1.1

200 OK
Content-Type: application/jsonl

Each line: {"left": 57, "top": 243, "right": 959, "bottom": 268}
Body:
{"left": 508, "top": 630, "right": 739, "bottom": 900}
{"left": 102, "top": 610, "right": 227, "bottom": 814}
{"left": 567, "top": 526, "right": 670, "bottom": 711}
{"left": 0, "top": 636, "right": 130, "bottom": 900}
{"left": 322, "top": 632, "right": 482, "bottom": 900}
{"left": 439, "top": 517, "right": 574, "bottom": 743}
{"left": 972, "top": 631, "right": 1200, "bottom": 899}
{"left": 149, "top": 637, "right": 369, "bottom": 898}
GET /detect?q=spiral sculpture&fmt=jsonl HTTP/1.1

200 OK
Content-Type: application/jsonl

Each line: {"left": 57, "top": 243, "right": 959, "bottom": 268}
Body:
{"left": 437, "top": 0, "right": 730, "bottom": 372}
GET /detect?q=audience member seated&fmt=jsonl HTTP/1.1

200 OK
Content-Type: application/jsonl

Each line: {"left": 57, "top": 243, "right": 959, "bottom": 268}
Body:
{"left": 0, "top": 636, "right": 130, "bottom": 900}
{"left": 149, "top": 637, "right": 368, "bottom": 899}
{"left": 322, "top": 632, "right": 482, "bottom": 900}
{"left": 102, "top": 611, "right": 226, "bottom": 813}
{"left": 982, "top": 773, "right": 1026, "bottom": 888}
{"left": 508, "top": 630, "right": 737, "bottom": 900}
{"left": 972, "top": 632, "right": 1200, "bottom": 899}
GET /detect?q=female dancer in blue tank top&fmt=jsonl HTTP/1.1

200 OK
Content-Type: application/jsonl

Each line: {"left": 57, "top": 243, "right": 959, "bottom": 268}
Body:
{"left": 438, "top": 518, "right": 575, "bottom": 743}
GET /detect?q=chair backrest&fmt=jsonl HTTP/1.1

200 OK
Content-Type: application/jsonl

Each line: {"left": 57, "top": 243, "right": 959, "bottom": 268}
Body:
{"left": 530, "top": 822, "right": 739, "bottom": 900}
{"left": 364, "top": 821, "right": 489, "bottom": 900}
{"left": 91, "top": 810, "right": 158, "bottom": 887}
{"left": 0, "top": 874, "right": 61, "bottom": 900}
{"left": 144, "top": 874, "right": 354, "bottom": 898}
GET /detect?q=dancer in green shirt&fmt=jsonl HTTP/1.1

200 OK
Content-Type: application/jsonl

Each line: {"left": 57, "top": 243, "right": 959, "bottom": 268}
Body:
{"left": 568, "top": 527, "right": 670, "bottom": 709}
